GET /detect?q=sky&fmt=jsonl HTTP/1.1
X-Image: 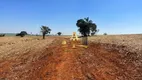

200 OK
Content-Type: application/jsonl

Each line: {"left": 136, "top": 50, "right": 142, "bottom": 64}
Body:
{"left": 0, "top": 0, "right": 142, "bottom": 35}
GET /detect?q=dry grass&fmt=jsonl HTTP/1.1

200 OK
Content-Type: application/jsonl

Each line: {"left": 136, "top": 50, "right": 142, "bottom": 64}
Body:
{"left": 89, "top": 34, "right": 142, "bottom": 54}
{"left": 0, "top": 36, "right": 55, "bottom": 61}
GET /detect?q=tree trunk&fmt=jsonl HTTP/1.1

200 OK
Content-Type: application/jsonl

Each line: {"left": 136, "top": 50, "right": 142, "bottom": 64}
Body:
{"left": 82, "top": 36, "right": 88, "bottom": 45}
{"left": 43, "top": 33, "right": 45, "bottom": 39}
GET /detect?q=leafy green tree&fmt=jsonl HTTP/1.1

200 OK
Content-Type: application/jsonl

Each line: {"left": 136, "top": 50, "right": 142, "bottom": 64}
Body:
{"left": 76, "top": 17, "right": 97, "bottom": 37}
{"left": 76, "top": 17, "right": 97, "bottom": 45}
{"left": 20, "top": 31, "right": 28, "bottom": 35}
{"left": 91, "top": 29, "right": 99, "bottom": 36}
{"left": 41, "top": 26, "right": 51, "bottom": 39}
{"left": 57, "top": 32, "right": 62, "bottom": 36}
{"left": 16, "top": 31, "right": 28, "bottom": 37}
{"left": 0, "top": 34, "right": 5, "bottom": 37}
{"left": 104, "top": 33, "right": 107, "bottom": 35}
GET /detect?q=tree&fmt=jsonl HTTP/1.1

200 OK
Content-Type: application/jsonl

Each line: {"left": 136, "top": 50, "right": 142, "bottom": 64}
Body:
{"left": 91, "top": 29, "right": 99, "bottom": 36}
{"left": 0, "top": 34, "right": 5, "bottom": 37}
{"left": 41, "top": 26, "right": 51, "bottom": 39}
{"left": 20, "top": 31, "right": 28, "bottom": 35}
{"left": 20, "top": 31, "right": 28, "bottom": 36}
{"left": 76, "top": 17, "right": 97, "bottom": 37}
{"left": 76, "top": 17, "right": 97, "bottom": 45}
{"left": 16, "top": 31, "right": 28, "bottom": 37}
{"left": 57, "top": 32, "right": 62, "bottom": 36}
{"left": 104, "top": 33, "right": 107, "bottom": 35}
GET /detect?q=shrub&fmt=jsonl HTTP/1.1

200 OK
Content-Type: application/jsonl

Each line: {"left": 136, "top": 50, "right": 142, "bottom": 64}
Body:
{"left": 16, "top": 31, "right": 28, "bottom": 37}
{"left": 0, "top": 34, "right": 5, "bottom": 37}
{"left": 104, "top": 33, "right": 107, "bottom": 35}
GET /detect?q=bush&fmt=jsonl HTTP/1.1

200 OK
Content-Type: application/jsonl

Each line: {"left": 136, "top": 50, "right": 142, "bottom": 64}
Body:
{"left": 0, "top": 34, "right": 5, "bottom": 37}
{"left": 104, "top": 33, "right": 107, "bottom": 35}
{"left": 20, "top": 31, "right": 28, "bottom": 35}
{"left": 16, "top": 33, "right": 25, "bottom": 37}
{"left": 16, "top": 31, "right": 28, "bottom": 37}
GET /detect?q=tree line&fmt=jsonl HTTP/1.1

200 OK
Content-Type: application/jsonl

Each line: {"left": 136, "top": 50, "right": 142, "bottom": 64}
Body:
{"left": 1, "top": 17, "right": 107, "bottom": 45}
{"left": 41, "top": 17, "right": 98, "bottom": 39}
{"left": 40, "top": 17, "right": 99, "bottom": 45}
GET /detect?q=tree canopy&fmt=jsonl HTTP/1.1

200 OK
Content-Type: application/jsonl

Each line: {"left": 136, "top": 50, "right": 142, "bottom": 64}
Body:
{"left": 76, "top": 17, "right": 97, "bottom": 36}
{"left": 104, "top": 33, "right": 107, "bottom": 35}
{"left": 57, "top": 32, "right": 62, "bottom": 36}
{"left": 41, "top": 26, "right": 51, "bottom": 39}
{"left": 41, "top": 26, "right": 51, "bottom": 34}
{"left": 16, "top": 31, "right": 28, "bottom": 37}
{"left": 20, "top": 31, "right": 28, "bottom": 35}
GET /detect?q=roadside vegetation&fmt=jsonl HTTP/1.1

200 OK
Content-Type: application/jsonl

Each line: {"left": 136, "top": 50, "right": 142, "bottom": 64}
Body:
{"left": 40, "top": 26, "right": 51, "bottom": 39}
{"left": 57, "top": 32, "right": 62, "bottom": 36}
{"left": 103, "top": 33, "right": 107, "bottom": 35}
{"left": 0, "top": 34, "right": 5, "bottom": 37}
{"left": 16, "top": 31, "right": 28, "bottom": 37}
{"left": 76, "top": 17, "right": 98, "bottom": 45}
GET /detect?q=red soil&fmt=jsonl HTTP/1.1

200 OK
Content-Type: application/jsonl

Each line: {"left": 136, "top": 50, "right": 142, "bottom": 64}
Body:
{"left": 0, "top": 38, "right": 141, "bottom": 80}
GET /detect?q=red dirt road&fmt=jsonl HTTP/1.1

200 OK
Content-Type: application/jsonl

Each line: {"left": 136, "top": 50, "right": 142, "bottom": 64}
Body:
{"left": 0, "top": 38, "right": 141, "bottom": 80}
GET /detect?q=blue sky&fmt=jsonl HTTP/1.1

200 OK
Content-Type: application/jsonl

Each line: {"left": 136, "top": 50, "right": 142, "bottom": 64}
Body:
{"left": 0, "top": 0, "right": 142, "bottom": 35}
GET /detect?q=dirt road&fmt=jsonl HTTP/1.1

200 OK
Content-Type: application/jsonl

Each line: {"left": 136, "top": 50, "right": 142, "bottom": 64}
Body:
{"left": 0, "top": 37, "right": 141, "bottom": 80}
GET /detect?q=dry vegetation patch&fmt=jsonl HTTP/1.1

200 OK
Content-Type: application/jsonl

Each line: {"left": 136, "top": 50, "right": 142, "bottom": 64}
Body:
{"left": 0, "top": 36, "right": 55, "bottom": 60}
{"left": 89, "top": 34, "right": 142, "bottom": 54}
